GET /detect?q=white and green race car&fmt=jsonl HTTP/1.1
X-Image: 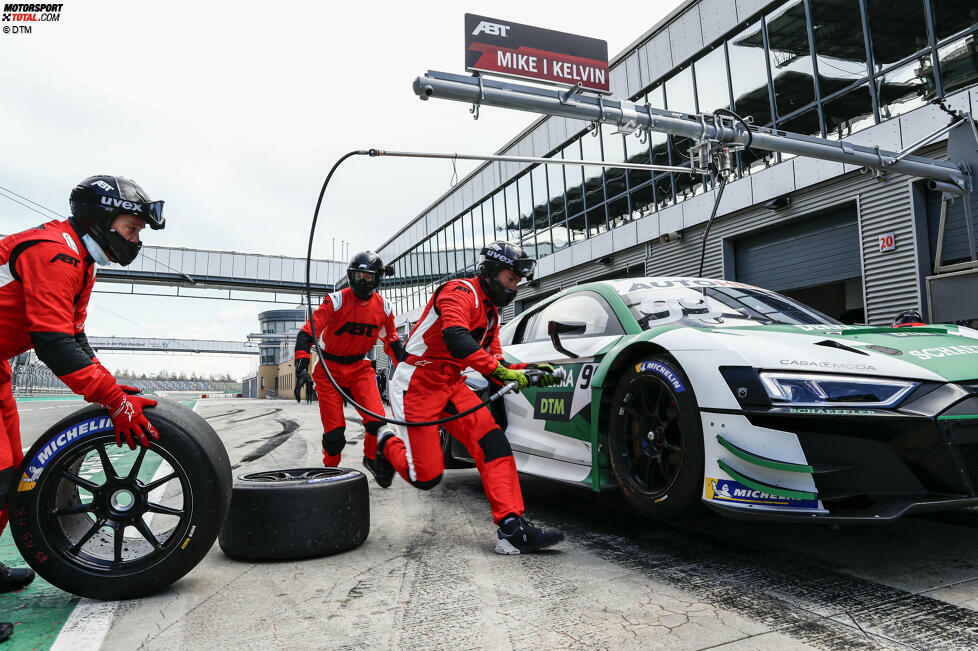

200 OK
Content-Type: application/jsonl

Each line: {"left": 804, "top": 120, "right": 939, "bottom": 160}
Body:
{"left": 449, "top": 277, "right": 978, "bottom": 522}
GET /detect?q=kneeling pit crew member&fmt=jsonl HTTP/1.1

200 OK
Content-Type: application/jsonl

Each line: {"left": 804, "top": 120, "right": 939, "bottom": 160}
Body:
{"left": 0, "top": 175, "right": 165, "bottom": 643}
{"left": 372, "top": 241, "right": 564, "bottom": 555}
{"left": 294, "top": 251, "right": 405, "bottom": 471}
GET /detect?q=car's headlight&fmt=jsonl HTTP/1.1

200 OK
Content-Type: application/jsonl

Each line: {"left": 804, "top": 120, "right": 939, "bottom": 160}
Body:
{"left": 759, "top": 372, "right": 917, "bottom": 407}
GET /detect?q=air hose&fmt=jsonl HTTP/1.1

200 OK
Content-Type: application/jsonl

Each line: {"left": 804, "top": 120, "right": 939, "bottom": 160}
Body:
{"left": 304, "top": 149, "right": 563, "bottom": 428}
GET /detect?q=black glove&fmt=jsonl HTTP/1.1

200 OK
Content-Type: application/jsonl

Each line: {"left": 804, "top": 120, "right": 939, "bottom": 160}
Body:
{"left": 295, "top": 358, "right": 311, "bottom": 402}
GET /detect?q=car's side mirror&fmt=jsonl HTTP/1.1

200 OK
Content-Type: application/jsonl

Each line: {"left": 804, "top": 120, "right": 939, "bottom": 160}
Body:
{"left": 547, "top": 320, "right": 586, "bottom": 359}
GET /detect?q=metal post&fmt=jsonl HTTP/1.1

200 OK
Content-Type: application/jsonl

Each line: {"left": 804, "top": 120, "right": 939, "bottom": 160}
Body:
{"left": 934, "top": 196, "right": 950, "bottom": 274}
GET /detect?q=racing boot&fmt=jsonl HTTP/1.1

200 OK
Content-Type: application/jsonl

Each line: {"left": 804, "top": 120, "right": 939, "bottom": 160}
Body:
{"left": 364, "top": 429, "right": 396, "bottom": 489}
{"left": 0, "top": 562, "right": 35, "bottom": 592}
{"left": 495, "top": 514, "right": 564, "bottom": 555}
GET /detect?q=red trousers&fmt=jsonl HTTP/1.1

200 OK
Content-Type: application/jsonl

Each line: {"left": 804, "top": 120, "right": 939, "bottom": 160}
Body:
{"left": 388, "top": 362, "right": 524, "bottom": 524}
{"left": 312, "top": 359, "right": 386, "bottom": 466}
{"left": 0, "top": 361, "right": 23, "bottom": 536}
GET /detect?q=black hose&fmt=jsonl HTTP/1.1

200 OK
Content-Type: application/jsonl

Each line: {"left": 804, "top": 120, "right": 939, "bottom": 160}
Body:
{"left": 697, "top": 174, "right": 728, "bottom": 278}
{"left": 304, "top": 150, "right": 517, "bottom": 427}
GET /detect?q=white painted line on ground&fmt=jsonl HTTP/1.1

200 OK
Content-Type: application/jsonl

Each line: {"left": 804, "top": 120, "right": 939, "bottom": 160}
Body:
{"left": 49, "top": 600, "right": 119, "bottom": 651}
{"left": 49, "top": 400, "right": 201, "bottom": 650}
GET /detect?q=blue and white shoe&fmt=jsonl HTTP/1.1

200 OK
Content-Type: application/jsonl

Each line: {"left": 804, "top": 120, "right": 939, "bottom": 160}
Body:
{"left": 495, "top": 515, "right": 564, "bottom": 554}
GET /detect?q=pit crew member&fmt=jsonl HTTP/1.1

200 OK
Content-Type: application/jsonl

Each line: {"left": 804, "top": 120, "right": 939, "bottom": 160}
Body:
{"left": 0, "top": 175, "right": 164, "bottom": 642}
{"left": 294, "top": 251, "right": 405, "bottom": 469}
{"left": 372, "top": 241, "right": 564, "bottom": 554}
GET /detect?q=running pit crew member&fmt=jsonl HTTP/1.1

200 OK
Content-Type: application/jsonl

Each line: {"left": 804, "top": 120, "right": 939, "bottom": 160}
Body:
{"left": 294, "top": 251, "right": 405, "bottom": 471}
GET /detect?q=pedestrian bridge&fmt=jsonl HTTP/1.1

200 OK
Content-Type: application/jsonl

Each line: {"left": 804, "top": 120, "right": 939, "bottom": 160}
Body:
{"left": 96, "top": 244, "right": 346, "bottom": 299}
{"left": 88, "top": 336, "right": 258, "bottom": 355}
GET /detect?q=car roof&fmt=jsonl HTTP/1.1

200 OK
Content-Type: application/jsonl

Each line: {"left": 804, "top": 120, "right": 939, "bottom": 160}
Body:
{"left": 589, "top": 277, "right": 766, "bottom": 295}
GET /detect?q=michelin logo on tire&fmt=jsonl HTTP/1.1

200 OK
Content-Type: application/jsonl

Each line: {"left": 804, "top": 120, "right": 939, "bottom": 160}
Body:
{"left": 635, "top": 361, "right": 685, "bottom": 392}
{"left": 17, "top": 416, "right": 113, "bottom": 491}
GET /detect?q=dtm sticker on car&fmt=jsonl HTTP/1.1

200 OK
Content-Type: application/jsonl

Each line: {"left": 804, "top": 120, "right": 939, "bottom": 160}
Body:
{"left": 704, "top": 477, "right": 819, "bottom": 509}
{"left": 533, "top": 389, "right": 575, "bottom": 421}
{"left": 635, "top": 361, "right": 685, "bottom": 392}
{"left": 17, "top": 416, "right": 114, "bottom": 492}
{"left": 530, "top": 362, "right": 597, "bottom": 422}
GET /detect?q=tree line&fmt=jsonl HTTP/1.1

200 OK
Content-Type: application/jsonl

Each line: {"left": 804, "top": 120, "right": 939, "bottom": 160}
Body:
{"left": 112, "top": 369, "right": 238, "bottom": 382}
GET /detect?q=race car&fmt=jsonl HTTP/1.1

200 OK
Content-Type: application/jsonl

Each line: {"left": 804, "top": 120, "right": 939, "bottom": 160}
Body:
{"left": 448, "top": 277, "right": 978, "bottom": 523}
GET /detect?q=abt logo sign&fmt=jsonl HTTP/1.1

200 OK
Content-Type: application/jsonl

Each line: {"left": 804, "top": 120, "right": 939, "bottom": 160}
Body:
{"left": 472, "top": 20, "right": 510, "bottom": 37}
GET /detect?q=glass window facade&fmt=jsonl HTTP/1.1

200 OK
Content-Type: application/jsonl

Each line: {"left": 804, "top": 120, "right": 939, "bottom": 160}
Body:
{"left": 380, "top": 0, "right": 978, "bottom": 318}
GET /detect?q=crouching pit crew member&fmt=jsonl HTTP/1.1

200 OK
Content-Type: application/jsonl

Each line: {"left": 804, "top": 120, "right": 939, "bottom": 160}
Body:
{"left": 293, "top": 251, "right": 406, "bottom": 472}
{"left": 0, "top": 175, "right": 165, "bottom": 643}
{"left": 372, "top": 241, "right": 564, "bottom": 555}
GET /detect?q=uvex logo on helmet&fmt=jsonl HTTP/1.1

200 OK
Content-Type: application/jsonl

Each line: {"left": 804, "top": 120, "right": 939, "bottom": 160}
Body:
{"left": 472, "top": 20, "right": 510, "bottom": 37}
{"left": 485, "top": 248, "right": 513, "bottom": 265}
{"left": 100, "top": 196, "right": 144, "bottom": 212}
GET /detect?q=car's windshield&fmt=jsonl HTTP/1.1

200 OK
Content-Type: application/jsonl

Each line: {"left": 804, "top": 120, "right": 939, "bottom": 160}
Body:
{"left": 623, "top": 284, "right": 839, "bottom": 329}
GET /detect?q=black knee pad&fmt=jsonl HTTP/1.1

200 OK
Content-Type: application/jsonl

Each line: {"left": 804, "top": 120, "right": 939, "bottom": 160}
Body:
{"left": 411, "top": 474, "right": 443, "bottom": 490}
{"left": 322, "top": 427, "right": 346, "bottom": 455}
{"left": 364, "top": 420, "right": 382, "bottom": 436}
{"left": 478, "top": 428, "right": 512, "bottom": 463}
{"left": 0, "top": 467, "right": 11, "bottom": 505}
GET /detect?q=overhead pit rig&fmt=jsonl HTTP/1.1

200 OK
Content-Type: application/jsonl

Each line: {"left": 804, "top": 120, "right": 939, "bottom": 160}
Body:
{"left": 410, "top": 70, "right": 978, "bottom": 323}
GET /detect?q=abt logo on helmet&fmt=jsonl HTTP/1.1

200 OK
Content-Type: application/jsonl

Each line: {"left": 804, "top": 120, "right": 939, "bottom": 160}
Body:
{"left": 92, "top": 179, "right": 115, "bottom": 192}
{"left": 472, "top": 20, "right": 510, "bottom": 37}
{"left": 100, "top": 196, "right": 143, "bottom": 212}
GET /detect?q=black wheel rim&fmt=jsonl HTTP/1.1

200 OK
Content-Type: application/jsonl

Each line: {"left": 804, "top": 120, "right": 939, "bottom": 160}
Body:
{"left": 37, "top": 434, "right": 193, "bottom": 572}
{"left": 241, "top": 468, "right": 343, "bottom": 482}
{"left": 611, "top": 375, "right": 685, "bottom": 498}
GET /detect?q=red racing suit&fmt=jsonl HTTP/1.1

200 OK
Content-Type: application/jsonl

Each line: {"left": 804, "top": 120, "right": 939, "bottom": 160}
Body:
{"left": 295, "top": 287, "right": 401, "bottom": 466}
{"left": 0, "top": 220, "right": 132, "bottom": 532}
{"left": 386, "top": 276, "right": 525, "bottom": 524}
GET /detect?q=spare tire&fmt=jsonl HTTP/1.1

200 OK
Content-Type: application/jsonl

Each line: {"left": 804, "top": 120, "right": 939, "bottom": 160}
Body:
{"left": 7, "top": 399, "right": 231, "bottom": 600}
{"left": 219, "top": 467, "right": 369, "bottom": 561}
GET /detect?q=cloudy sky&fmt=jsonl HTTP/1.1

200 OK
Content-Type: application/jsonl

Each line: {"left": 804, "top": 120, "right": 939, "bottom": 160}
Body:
{"left": 1, "top": 0, "right": 682, "bottom": 379}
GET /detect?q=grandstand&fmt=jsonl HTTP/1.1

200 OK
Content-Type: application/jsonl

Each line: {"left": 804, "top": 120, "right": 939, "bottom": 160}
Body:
{"left": 115, "top": 378, "right": 243, "bottom": 394}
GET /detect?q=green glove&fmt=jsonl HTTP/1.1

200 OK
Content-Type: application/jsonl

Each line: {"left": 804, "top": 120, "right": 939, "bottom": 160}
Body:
{"left": 492, "top": 363, "right": 530, "bottom": 392}
{"left": 527, "top": 363, "right": 558, "bottom": 387}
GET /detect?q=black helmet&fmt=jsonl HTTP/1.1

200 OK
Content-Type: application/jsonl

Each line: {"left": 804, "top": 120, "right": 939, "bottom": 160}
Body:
{"left": 477, "top": 241, "right": 535, "bottom": 307}
{"left": 891, "top": 308, "right": 926, "bottom": 328}
{"left": 69, "top": 175, "right": 164, "bottom": 266}
{"left": 347, "top": 251, "right": 385, "bottom": 300}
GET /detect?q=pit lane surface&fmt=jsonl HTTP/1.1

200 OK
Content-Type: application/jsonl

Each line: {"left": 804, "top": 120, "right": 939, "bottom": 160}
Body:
{"left": 10, "top": 398, "right": 978, "bottom": 649}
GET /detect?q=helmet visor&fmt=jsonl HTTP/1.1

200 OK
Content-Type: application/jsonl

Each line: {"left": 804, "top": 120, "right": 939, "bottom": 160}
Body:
{"left": 351, "top": 270, "right": 376, "bottom": 283}
{"left": 513, "top": 258, "right": 536, "bottom": 281}
{"left": 142, "top": 200, "right": 165, "bottom": 229}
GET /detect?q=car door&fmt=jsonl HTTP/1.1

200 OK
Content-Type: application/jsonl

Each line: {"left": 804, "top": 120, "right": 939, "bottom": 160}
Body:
{"left": 502, "top": 291, "right": 625, "bottom": 474}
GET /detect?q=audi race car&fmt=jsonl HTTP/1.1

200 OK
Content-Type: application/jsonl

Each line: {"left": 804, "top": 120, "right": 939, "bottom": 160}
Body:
{"left": 457, "top": 277, "right": 978, "bottom": 522}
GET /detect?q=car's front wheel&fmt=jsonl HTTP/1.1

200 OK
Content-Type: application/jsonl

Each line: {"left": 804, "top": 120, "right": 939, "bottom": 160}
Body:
{"left": 607, "top": 355, "right": 704, "bottom": 520}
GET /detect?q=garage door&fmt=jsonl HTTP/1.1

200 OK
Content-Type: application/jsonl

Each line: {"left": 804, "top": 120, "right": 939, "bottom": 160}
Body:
{"left": 734, "top": 205, "right": 861, "bottom": 291}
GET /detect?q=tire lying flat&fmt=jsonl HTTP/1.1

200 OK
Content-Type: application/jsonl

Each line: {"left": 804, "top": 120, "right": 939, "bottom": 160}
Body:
{"left": 219, "top": 467, "right": 369, "bottom": 561}
{"left": 8, "top": 399, "right": 232, "bottom": 601}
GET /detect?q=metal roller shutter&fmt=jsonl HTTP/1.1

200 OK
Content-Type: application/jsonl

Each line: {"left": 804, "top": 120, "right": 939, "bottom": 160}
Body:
{"left": 733, "top": 205, "right": 860, "bottom": 291}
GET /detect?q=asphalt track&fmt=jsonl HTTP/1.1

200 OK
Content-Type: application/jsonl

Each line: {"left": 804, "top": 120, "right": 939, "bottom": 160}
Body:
{"left": 7, "top": 397, "right": 978, "bottom": 649}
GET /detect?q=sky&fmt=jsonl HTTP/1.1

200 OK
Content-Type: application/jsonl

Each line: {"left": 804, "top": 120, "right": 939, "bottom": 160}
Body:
{"left": 1, "top": 0, "right": 683, "bottom": 379}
